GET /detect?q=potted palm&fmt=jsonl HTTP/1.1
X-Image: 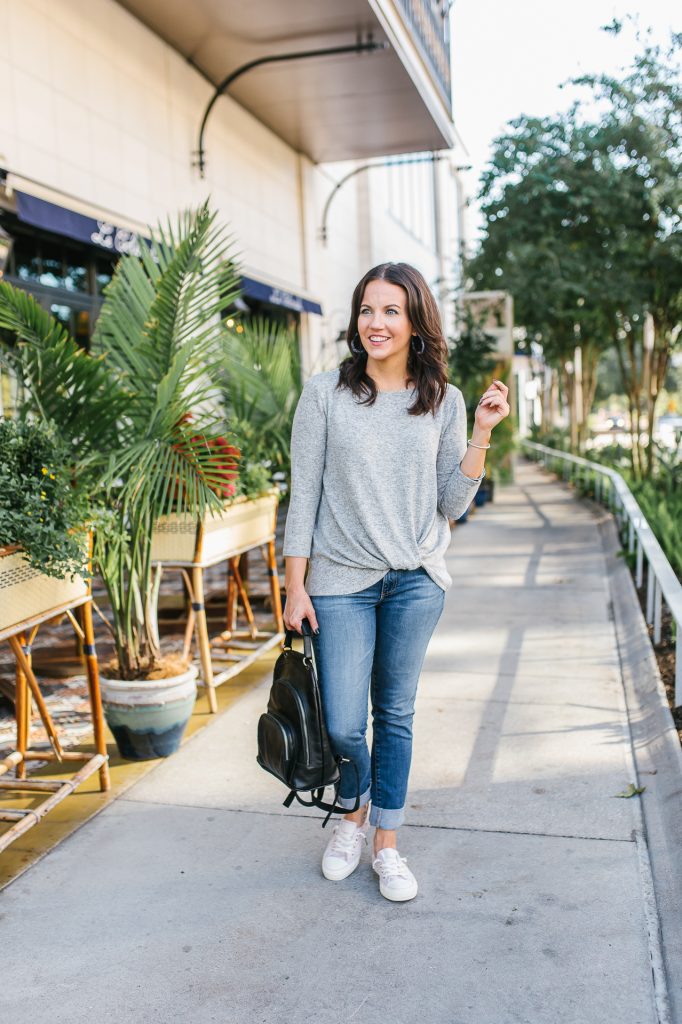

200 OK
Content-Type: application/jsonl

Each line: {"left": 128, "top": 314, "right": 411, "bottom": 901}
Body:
{"left": 0, "top": 204, "right": 242, "bottom": 759}
{"left": 219, "top": 315, "right": 303, "bottom": 495}
{"left": 149, "top": 314, "right": 300, "bottom": 599}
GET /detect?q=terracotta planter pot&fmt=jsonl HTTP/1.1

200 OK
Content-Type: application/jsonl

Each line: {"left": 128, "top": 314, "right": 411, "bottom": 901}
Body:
{"left": 150, "top": 491, "right": 278, "bottom": 564}
{"left": 100, "top": 665, "right": 198, "bottom": 761}
{"left": 0, "top": 546, "right": 88, "bottom": 635}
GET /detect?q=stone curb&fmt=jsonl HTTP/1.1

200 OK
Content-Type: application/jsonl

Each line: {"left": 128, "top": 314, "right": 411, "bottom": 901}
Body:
{"left": 597, "top": 507, "right": 682, "bottom": 1023}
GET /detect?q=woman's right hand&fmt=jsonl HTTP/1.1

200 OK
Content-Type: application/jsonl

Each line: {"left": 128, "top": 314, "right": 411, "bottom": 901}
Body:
{"left": 283, "top": 584, "right": 319, "bottom": 635}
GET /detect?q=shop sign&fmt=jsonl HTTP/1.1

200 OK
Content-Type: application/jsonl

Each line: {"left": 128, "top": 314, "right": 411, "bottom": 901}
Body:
{"left": 16, "top": 192, "right": 145, "bottom": 254}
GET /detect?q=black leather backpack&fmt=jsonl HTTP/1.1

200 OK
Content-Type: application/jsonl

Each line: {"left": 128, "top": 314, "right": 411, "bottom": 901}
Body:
{"left": 257, "top": 619, "right": 359, "bottom": 827}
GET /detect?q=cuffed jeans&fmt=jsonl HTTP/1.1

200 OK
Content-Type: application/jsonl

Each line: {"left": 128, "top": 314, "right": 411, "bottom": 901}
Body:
{"left": 310, "top": 567, "right": 445, "bottom": 829}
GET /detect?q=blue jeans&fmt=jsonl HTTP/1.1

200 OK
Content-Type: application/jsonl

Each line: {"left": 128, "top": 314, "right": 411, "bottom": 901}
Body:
{"left": 310, "top": 568, "right": 445, "bottom": 829}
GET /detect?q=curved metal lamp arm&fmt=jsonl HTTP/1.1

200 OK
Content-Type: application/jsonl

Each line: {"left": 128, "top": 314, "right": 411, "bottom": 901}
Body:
{"left": 320, "top": 153, "right": 453, "bottom": 245}
{"left": 193, "top": 40, "right": 388, "bottom": 178}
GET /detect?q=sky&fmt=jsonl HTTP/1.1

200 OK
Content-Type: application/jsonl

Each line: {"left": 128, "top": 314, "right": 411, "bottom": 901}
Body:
{"left": 450, "top": 0, "right": 678, "bottom": 242}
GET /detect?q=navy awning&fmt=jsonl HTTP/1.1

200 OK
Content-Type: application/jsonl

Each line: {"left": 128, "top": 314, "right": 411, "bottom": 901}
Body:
{"left": 241, "top": 274, "right": 322, "bottom": 316}
{"left": 15, "top": 192, "right": 144, "bottom": 255}
{"left": 15, "top": 193, "right": 323, "bottom": 315}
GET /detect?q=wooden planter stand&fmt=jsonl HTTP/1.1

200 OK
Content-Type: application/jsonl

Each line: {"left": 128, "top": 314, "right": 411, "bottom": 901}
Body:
{"left": 151, "top": 492, "right": 284, "bottom": 714}
{"left": 0, "top": 548, "right": 110, "bottom": 854}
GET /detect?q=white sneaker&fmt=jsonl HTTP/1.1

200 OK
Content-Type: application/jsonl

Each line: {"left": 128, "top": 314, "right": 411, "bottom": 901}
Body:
{"left": 372, "top": 848, "right": 418, "bottom": 902}
{"left": 321, "top": 817, "right": 369, "bottom": 881}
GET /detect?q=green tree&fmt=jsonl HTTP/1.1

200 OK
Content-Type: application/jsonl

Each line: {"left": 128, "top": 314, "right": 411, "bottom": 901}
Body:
{"left": 467, "top": 108, "right": 616, "bottom": 451}
{"left": 467, "top": 26, "right": 682, "bottom": 475}
{"left": 575, "top": 24, "right": 682, "bottom": 475}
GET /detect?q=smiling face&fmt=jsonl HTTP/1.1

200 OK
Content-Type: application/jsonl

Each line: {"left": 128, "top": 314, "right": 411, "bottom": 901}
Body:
{"left": 357, "top": 279, "right": 414, "bottom": 368}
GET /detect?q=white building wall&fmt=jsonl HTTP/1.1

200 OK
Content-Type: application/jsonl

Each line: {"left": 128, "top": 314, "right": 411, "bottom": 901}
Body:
{"left": 0, "top": 0, "right": 464, "bottom": 375}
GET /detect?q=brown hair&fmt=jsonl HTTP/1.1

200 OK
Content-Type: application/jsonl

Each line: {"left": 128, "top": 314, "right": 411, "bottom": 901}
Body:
{"left": 337, "top": 262, "right": 449, "bottom": 416}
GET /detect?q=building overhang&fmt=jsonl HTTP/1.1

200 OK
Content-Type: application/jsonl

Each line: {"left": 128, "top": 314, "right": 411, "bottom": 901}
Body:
{"left": 115, "top": 0, "right": 455, "bottom": 163}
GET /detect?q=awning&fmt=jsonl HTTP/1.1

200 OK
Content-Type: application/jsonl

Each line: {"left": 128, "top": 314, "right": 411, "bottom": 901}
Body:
{"left": 15, "top": 192, "right": 144, "bottom": 256}
{"left": 14, "top": 192, "right": 324, "bottom": 314}
{"left": 241, "top": 275, "right": 323, "bottom": 316}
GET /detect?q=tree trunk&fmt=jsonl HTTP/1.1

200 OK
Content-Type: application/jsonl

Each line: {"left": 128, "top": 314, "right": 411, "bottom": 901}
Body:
{"left": 645, "top": 319, "right": 673, "bottom": 476}
{"left": 559, "top": 361, "right": 577, "bottom": 450}
{"left": 613, "top": 329, "right": 644, "bottom": 478}
{"left": 580, "top": 341, "right": 600, "bottom": 444}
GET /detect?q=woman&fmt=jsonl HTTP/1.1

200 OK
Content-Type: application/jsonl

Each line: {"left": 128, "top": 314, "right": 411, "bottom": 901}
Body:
{"left": 282, "top": 262, "right": 509, "bottom": 902}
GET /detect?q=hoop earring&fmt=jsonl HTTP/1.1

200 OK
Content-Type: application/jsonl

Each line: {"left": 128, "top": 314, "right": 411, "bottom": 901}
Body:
{"left": 411, "top": 334, "right": 425, "bottom": 355}
{"left": 350, "top": 333, "right": 365, "bottom": 356}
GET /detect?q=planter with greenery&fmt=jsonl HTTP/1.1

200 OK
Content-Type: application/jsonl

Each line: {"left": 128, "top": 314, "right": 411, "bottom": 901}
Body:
{"left": 149, "top": 421, "right": 280, "bottom": 566}
{"left": 219, "top": 315, "right": 303, "bottom": 497}
{"left": 0, "top": 203, "right": 243, "bottom": 759}
{"left": 0, "top": 418, "right": 92, "bottom": 632}
{"left": 150, "top": 489, "right": 280, "bottom": 566}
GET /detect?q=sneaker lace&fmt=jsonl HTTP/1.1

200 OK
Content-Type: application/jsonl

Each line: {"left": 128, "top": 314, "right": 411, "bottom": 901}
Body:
{"left": 329, "top": 824, "right": 364, "bottom": 861}
{"left": 375, "top": 851, "right": 410, "bottom": 882}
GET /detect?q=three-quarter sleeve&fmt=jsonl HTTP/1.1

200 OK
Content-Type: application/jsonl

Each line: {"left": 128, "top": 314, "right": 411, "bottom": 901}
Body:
{"left": 436, "top": 387, "right": 485, "bottom": 520}
{"left": 283, "top": 380, "right": 328, "bottom": 558}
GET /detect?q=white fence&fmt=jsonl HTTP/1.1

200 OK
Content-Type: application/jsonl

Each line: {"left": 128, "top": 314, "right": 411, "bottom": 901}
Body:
{"left": 521, "top": 440, "right": 682, "bottom": 707}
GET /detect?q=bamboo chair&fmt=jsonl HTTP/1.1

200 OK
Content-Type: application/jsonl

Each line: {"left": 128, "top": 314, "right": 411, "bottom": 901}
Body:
{"left": 0, "top": 586, "right": 110, "bottom": 854}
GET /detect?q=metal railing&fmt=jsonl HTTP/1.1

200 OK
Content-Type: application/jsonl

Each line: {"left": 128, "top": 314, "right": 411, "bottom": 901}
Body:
{"left": 394, "top": 0, "right": 452, "bottom": 107}
{"left": 521, "top": 440, "right": 682, "bottom": 706}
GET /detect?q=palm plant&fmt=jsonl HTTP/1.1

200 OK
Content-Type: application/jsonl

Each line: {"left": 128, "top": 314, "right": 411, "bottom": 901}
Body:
{"left": 0, "top": 280, "right": 125, "bottom": 466}
{"left": 219, "top": 316, "right": 303, "bottom": 488}
{"left": 0, "top": 203, "right": 242, "bottom": 679}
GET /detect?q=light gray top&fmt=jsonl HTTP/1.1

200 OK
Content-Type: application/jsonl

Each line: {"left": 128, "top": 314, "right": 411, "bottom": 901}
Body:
{"left": 283, "top": 369, "right": 484, "bottom": 595}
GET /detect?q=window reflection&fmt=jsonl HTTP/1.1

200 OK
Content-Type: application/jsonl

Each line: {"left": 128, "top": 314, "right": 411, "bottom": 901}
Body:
{"left": 40, "top": 242, "right": 65, "bottom": 289}
{"left": 12, "top": 236, "right": 41, "bottom": 283}
{"left": 65, "top": 259, "right": 88, "bottom": 293}
{"left": 1, "top": 224, "right": 118, "bottom": 347}
{"left": 95, "top": 259, "right": 113, "bottom": 295}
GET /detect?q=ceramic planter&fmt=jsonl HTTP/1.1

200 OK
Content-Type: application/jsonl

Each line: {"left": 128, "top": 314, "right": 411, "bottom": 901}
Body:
{"left": 0, "top": 545, "right": 88, "bottom": 634}
{"left": 100, "top": 665, "right": 198, "bottom": 761}
{"left": 150, "top": 491, "right": 278, "bottom": 565}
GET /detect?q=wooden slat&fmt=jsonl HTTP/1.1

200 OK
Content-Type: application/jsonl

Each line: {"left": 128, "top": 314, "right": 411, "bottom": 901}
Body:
{"left": 0, "top": 778, "right": 63, "bottom": 792}
{"left": 0, "top": 754, "right": 106, "bottom": 853}
{"left": 0, "top": 751, "right": 23, "bottom": 777}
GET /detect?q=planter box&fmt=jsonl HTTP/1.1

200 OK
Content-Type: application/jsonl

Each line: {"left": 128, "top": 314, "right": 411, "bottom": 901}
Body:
{"left": 0, "top": 546, "right": 88, "bottom": 636}
{"left": 150, "top": 491, "right": 279, "bottom": 566}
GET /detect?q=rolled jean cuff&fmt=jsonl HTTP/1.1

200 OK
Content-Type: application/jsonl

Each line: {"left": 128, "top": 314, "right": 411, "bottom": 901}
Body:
{"left": 369, "top": 804, "right": 405, "bottom": 829}
{"left": 336, "top": 785, "right": 371, "bottom": 812}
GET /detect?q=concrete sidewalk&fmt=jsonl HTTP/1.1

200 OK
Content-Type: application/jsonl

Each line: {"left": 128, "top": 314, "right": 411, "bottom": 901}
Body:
{"left": 0, "top": 461, "right": 676, "bottom": 1023}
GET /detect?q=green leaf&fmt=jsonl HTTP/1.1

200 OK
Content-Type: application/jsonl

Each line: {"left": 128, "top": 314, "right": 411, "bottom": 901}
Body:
{"left": 613, "top": 783, "right": 646, "bottom": 798}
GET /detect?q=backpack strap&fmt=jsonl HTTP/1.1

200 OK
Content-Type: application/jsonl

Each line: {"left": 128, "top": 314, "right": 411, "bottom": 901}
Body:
{"left": 282, "top": 758, "right": 361, "bottom": 828}
{"left": 283, "top": 618, "right": 314, "bottom": 659}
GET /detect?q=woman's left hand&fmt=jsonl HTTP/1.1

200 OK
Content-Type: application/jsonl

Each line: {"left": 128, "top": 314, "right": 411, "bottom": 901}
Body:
{"left": 475, "top": 379, "right": 510, "bottom": 433}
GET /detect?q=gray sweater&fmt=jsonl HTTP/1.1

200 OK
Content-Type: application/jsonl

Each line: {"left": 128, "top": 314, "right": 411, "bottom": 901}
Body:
{"left": 283, "top": 369, "right": 484, "bottom": 595}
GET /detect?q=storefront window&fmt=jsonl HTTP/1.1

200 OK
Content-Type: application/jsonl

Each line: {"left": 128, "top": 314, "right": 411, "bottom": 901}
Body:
{"left": 95, "top": 259, "right": 114, "bottom": 295}
{"left": 12, "top": 235, "right": 41, "bottom": 284}
{"left": 64, "top": 257, "right": 89, "bottom": 293}
{"left": 40, "top": 241, "right": 66, "bottom": 289}
{"left": 1, "top": 218, "right": 116, "bottom": 348}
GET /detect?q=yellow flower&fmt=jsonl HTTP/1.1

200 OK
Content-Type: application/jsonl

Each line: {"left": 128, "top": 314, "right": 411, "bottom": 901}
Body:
{"left": 49, "top": 473, "right": 55, "bottom": 480}
{"left": 41, "top": 467, "right": 48, "bottom": 475}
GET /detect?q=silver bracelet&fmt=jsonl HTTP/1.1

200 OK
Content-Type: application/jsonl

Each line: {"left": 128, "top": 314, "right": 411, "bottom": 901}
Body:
{"left": 467, "top": 439, "right": 491, "bottom": 450}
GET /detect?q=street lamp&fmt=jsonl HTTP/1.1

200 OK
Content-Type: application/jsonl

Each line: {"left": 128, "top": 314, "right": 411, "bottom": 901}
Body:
{"left": 0, "top": 225, "right": 13, "bottom": 276}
